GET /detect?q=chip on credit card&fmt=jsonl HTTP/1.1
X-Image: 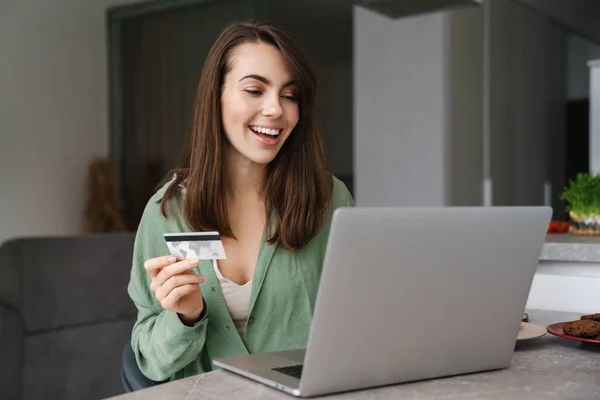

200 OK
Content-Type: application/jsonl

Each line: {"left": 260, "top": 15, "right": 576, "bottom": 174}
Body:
{"left": 164, "top": 232, "right": 227, "bottom": 260}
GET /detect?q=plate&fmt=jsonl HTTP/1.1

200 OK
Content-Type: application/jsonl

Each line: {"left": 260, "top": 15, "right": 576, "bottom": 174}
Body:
{"left": 546, "top": 322, "right": 600, "bottom": 344}
{"left": 517, "top": 322, "right": 547, "bottom": 341}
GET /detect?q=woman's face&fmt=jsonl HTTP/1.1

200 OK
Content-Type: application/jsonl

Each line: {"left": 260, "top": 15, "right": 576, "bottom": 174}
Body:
{"left": 220, "top": 42, "right": 300, "bottom": 167}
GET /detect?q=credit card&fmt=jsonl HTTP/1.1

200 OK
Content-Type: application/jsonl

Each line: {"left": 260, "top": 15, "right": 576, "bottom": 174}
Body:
{"left": 163, "top": 232, "right": 227, "bottom": 260}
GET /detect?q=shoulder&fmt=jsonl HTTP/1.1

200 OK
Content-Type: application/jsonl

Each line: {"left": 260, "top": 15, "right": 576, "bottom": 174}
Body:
{"left": 138, "top": 176, "right": 187, "bottom": 235}
{"left": 130, "top": 178, "right": 188, "bottom": 273}
{"left": 151, "top": 175, "right": 186, "bottom": 204}
{"left": 331, "top": 176, "right": 354, "bottom": 209}
{"left": 298, "top": 176, "right": 353, "bottom": 252}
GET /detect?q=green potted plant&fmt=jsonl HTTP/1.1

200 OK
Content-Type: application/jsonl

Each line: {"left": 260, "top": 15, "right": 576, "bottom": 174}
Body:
{"left": 560, "top": 172, "right": 600, "bottom": 235}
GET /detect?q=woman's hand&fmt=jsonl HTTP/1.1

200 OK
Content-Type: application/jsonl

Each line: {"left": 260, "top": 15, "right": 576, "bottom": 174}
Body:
{"left": 144, "top": 256, "right": 205, "bottom": 325}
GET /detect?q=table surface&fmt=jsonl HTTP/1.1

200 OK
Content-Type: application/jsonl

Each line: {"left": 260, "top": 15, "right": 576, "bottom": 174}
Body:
{"left": 542, "top": 233, "right": 600, "bottom": 262}
{"left": 108, "top": 310, "right": 600, "bottom": 400}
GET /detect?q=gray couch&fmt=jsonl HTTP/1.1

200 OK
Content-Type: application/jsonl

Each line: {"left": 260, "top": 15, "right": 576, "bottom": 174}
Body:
{"left": 0, "top": 233, "right": 138, "bottom": 400}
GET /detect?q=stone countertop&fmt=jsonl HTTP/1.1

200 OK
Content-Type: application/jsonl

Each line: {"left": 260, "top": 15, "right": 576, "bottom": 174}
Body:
{"left": 541, "top": 234, "right": 600, "bottom": 262}
{"left": 108, "top": 310, "right": 600, "bottom": 400}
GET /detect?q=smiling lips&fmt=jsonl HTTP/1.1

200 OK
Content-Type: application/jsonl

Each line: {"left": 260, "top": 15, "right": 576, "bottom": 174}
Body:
{"left": 249, "top": 125, "right": 283, "bottom": 146}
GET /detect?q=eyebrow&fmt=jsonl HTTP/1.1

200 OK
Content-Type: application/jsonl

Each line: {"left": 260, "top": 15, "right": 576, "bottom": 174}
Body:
{"left": 239, "top": 74, "right": 296, "bottom": 88}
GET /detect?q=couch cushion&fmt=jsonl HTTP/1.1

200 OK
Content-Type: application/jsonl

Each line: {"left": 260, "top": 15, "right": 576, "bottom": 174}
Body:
{"left": 23, "top": 318, "right": 134, "bottom": 400}
{"left": 0, "top": 240, "right": 23, "bottom": 309}
{"left": 1, "top": 233, "right": 137, "bottom": 332}
{"left": 0, "top": 306, "right": 24, "bottom": 400}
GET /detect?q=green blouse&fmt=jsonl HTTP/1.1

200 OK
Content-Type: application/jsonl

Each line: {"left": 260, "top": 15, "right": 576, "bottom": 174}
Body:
{"left": 127, "top": 176, "right": 354, "bottom": 381}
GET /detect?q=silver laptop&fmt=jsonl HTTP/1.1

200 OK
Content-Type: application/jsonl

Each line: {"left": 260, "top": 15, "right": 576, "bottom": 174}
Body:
{"left": 213, "top": 206, "right": 552, "bottom": 397}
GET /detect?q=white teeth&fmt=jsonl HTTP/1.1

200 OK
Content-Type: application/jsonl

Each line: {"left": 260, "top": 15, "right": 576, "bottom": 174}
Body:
{"left": 250, "top": 126, "right": 281, "bottom": 136}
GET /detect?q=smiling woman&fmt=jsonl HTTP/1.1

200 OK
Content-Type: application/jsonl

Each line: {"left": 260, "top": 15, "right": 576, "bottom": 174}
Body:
{"left": 158, "top": 20, "right": 330, "bottom": 250}
{"left": 221, "top": 42, "right": 299, "bottom": 164}
{"left": 126, "top": 20, "right": 354, "bottom": 383}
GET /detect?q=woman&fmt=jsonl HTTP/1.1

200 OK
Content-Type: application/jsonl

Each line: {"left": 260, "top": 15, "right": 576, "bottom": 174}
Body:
{"left": 127, "top": 20, "right": 354, "bottom": 382}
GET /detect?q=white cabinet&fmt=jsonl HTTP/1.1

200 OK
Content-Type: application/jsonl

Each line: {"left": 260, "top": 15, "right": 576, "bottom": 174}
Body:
{"left": 526, "top": 261, "right": 600, "bottom": 314}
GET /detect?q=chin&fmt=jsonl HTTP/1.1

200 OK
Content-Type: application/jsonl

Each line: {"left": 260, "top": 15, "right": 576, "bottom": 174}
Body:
{"left": 247, "top": 151, "right": 280, "bottom": 165}
{"left": 245, "top": 137, "right": 287, "bottom": 165}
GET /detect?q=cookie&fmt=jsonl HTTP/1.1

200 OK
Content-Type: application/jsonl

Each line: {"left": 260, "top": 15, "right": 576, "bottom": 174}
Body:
{"left": 580, "top": 313, "right": 600, "bottom": 322}
{"left": 563, "top": 320, "right": 600, "bottom": 338}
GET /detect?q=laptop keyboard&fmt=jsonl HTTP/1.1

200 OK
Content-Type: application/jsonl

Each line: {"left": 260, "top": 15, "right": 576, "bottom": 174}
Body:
{"left": 273, "top": 364, "right": 303, "bottom": 379}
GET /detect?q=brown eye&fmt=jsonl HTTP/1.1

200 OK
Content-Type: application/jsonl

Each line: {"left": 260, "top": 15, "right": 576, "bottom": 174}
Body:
{"left": 282, "top": 95, "right": 298, "bottom": 103}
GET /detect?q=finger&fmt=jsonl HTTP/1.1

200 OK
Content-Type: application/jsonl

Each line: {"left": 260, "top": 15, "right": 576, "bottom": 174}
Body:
{"left": 155, "top": 274, "right": 205, "bottom": 301}
{"left": 160, "top": 284, "right": 199, "bottom": 311}
{"left": 151, "top": 259, "right": 199, "bottom": 291}
{"left": 152, "top": 259, "right": 199, "bottom": 289}
{"left": 144, "top": 255, "right": 177, "bottom": 278}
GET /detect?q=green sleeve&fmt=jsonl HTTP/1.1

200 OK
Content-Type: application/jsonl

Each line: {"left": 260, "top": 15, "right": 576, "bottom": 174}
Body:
{"left": 127, "top": 196, "right": 208, "bottom": 382}
{"left": 333, "top": 176, "right": 355, "bottom": 208}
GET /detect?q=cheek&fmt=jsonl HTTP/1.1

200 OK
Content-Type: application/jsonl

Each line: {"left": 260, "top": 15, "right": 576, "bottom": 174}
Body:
{"left": 236, "top": 100, "right": 260, "bottom": 124}
{"left": 286, "top": 105, "right": 300, "bottom": 129}
{"left": 222, "top": 94, "right": 256, "bottom": 128}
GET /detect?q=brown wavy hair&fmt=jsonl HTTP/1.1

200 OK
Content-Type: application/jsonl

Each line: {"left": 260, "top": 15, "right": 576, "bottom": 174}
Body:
{"left": 160, "top": 20, "right": 333, "bottom": 251}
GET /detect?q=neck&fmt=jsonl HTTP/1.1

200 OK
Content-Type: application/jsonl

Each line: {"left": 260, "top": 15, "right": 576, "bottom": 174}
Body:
{"left": 225, "top": 147, "right": 266, "bottom": 202}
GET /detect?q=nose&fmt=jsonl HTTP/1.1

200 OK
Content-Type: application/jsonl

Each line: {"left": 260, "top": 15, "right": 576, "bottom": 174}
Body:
{"left": 261, "top": 94, "right": 283, "bottom": 118}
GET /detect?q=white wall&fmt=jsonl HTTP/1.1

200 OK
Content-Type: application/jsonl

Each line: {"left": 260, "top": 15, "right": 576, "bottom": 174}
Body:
{"left": 0, "top": 0, "right": 142, "bottom": 245}
{"left": 354, "top": 7, "right": 447, "bottom": 207}
{"left": 354, "top": 5, "right": 483, "bottom": 207}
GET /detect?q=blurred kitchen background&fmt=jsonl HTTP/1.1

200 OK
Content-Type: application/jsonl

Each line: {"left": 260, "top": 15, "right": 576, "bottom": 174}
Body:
{"left": 2, "top": 0, "right": 600, "bottom": 238}
{"left": 4, "top": 1, "right": 600, "bottom": 399}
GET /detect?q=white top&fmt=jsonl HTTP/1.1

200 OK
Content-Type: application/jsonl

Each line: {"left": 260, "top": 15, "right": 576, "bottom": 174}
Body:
{"left": 212, "top": 260, "right": 253, "bottom": 337}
